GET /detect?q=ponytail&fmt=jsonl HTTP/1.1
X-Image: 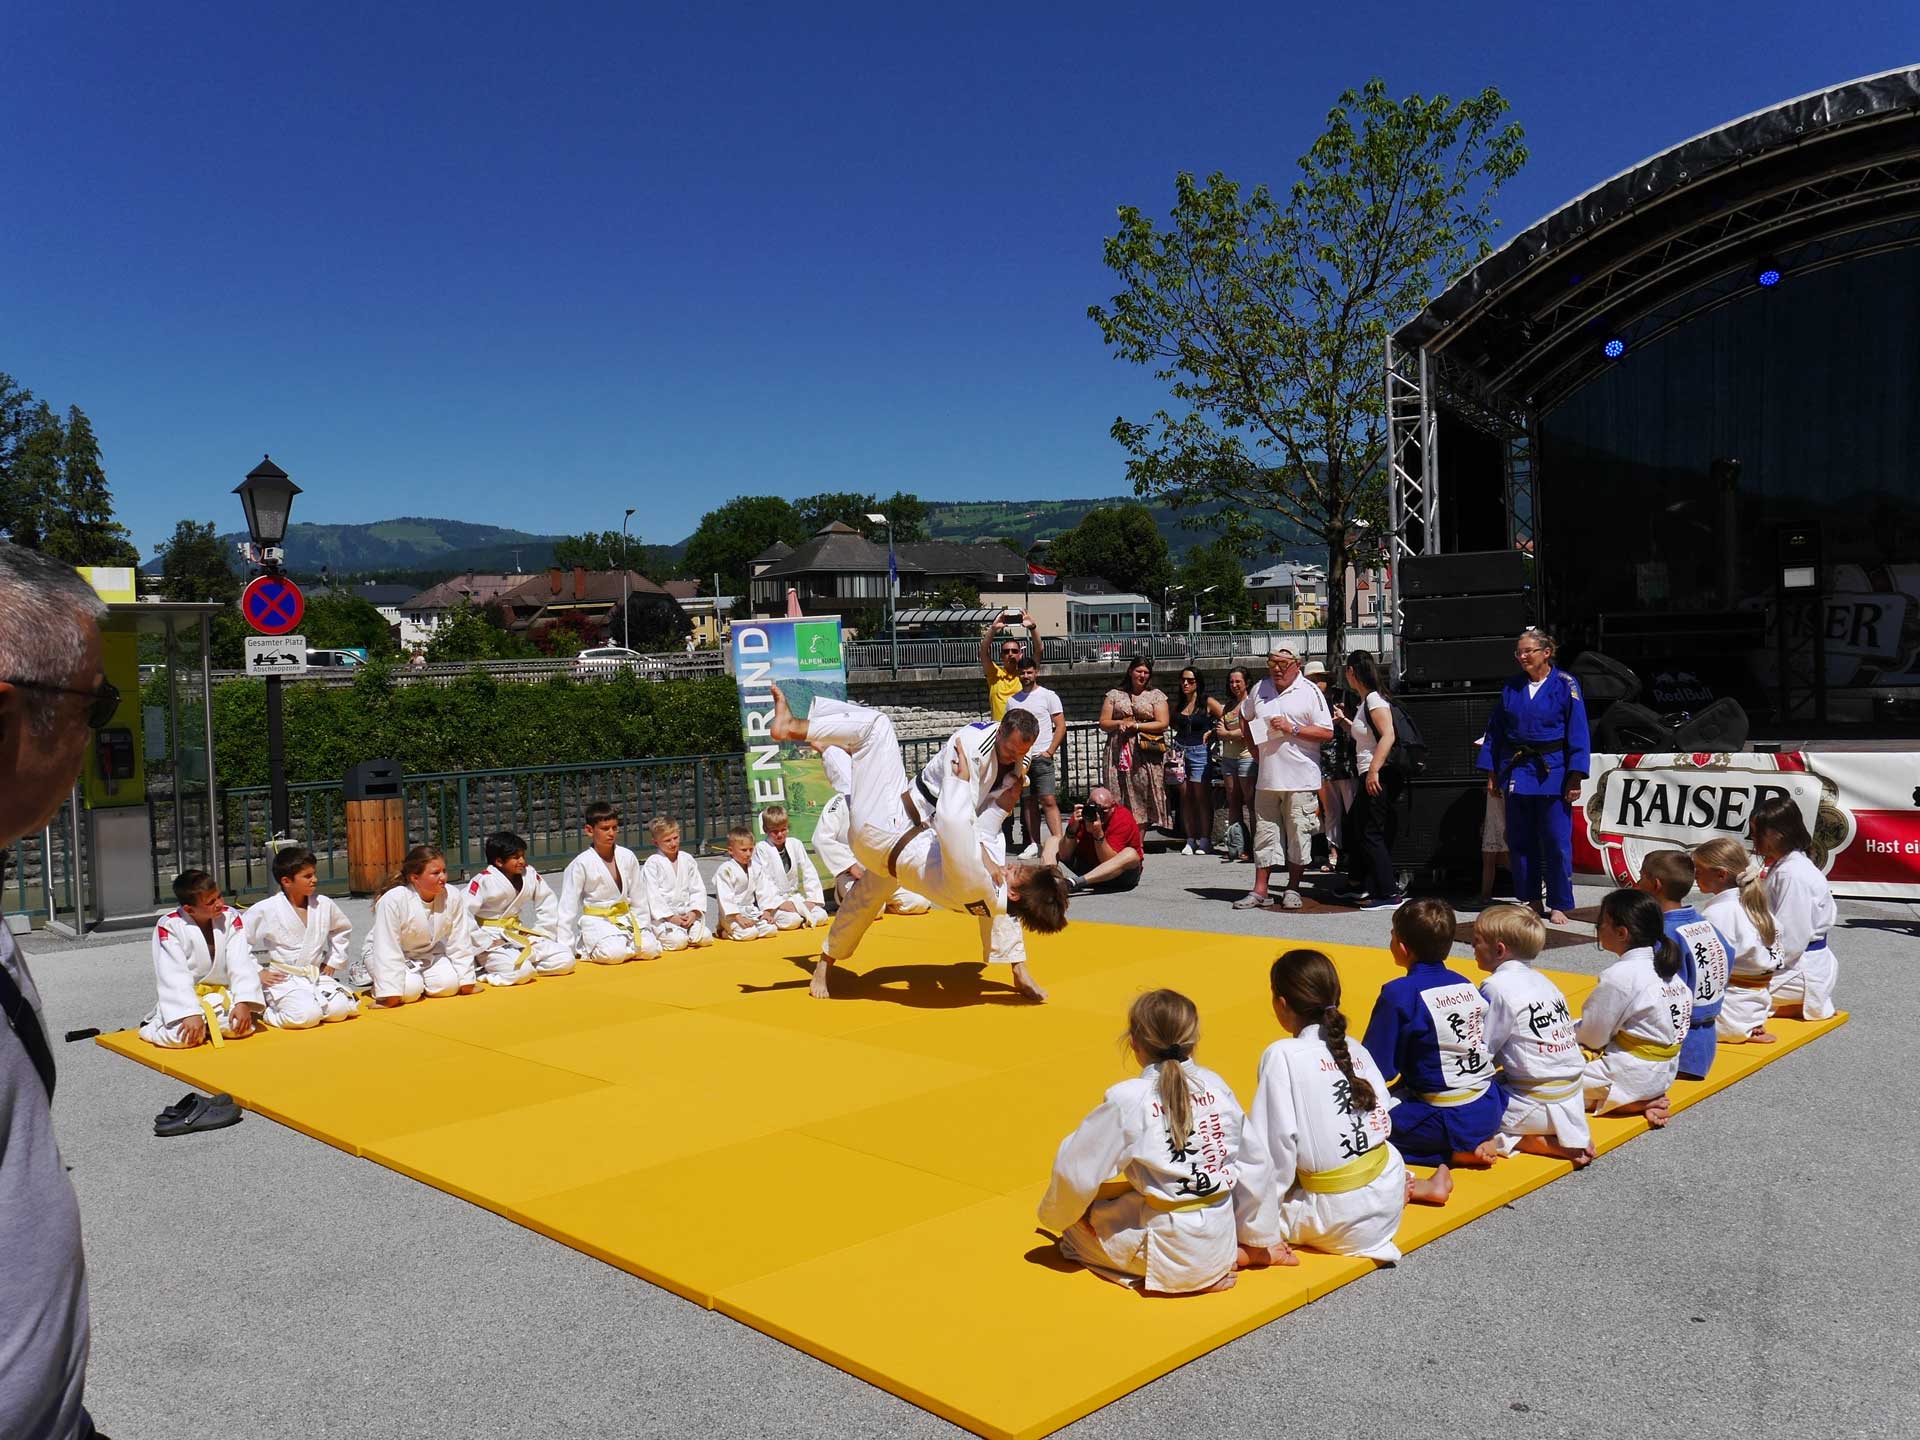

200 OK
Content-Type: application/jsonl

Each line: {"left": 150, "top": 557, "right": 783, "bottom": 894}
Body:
{"left": 1694, "top": 836, "right": 1778, "bottom": 949}
{"left": 1652, "top": 935, "right": 1684, "bottom": 983}
{"left": 1737, "top": 869, "right": 1779, "bottom": 949}
{"left": 1270, "top": 948, "right": 1376, "bottom": 1114}
{"left": 1126, "top": 989, "right": 1202, "bottom": 1155}
{"left": 1601, "top": 888, "right": 1682, "bottom": 981}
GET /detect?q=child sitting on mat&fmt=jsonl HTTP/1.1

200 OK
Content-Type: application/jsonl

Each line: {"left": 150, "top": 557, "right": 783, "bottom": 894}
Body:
{"left": 1636, "top": 850, "right": 1733, "bottom": 1081}
{"left": 466, "top": 830, "right": 575, "bottom": 984}
{"left": 1576, "top": 889, "right": 1691, "bottom": 1127}
{"left": 1751, "top": 796, "right": 1839, "bottom": 1021}
{"left": 1472, "top": 904, "right": 1592, "bottom": 1167}
{"left": 1691, "top": 837, "right": 1779, "bottom": 1045}
{"left": 713, "top": 825, "right": 778, "bottom": 940}
{"left": 1362, "top": 897, "right": 1505, "bottom": 1174}
{"left": 753, "top": 806, "right": 828, "bottom": 929}
{"left": 1040, "top": 989, "right": 1249, "bottom": 1294}
{"left": 642, "top": 816, "right": 714, "bottom": 951}
{"left": 140, "top": 870, "right": 267, "bottom": 1049}
{"left": 557, "top": 801, "right": 661, "bottom": 964}
{"left": 244, "top": 846, "right": 358, "bottom": 1030}
{"left": 363, "top": 844, "right": 479, "bottom": 1007}
{"left": 1237, "top": 948, "right": 1448, "bottom": 1268}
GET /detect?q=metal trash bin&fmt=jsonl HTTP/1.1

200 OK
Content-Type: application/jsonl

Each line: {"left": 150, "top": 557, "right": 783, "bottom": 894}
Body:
{"left": 343, "top": 759, "right": 406, "bottom": 894}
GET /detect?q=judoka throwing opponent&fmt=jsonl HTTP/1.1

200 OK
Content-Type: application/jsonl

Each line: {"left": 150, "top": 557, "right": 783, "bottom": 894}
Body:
{"left": 769, "top": 686, "right": 1070, "bottom": 1001}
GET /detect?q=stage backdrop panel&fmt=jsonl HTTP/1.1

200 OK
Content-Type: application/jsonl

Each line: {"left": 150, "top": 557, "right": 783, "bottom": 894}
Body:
{"left": 728, "top": 615, "right": 846, "bottom": 850}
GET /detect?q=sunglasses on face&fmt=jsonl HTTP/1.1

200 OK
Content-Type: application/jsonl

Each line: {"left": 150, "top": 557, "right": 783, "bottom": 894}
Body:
{"left": 4, "top": 677, "right": 121, "bottom": 730}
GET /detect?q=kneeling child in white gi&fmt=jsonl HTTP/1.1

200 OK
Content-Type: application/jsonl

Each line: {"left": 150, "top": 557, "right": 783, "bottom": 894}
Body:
{"left": 557, "top": 801, "right": 662, "bottom": 964}
{"left": 642, "top": 815, "right": 713, "bottom": 950}
{"left": 1474, "top": 904, "right": 1592, "bottom": 1166}
{"left": 244, "top": 846, "right": 358, "bottom": 1030}
{"left": 467, "top": 830, "right": 575, "bottom": 984}
{"left": 141, "top": 871, "right": 267, "bottom": 1048}
{"left": 363, "top": 845, "right": 478, "bottom": 1007}
{"left": 753, "top": 805, "right": 828, "bottom": 929}
{"left": 713, "top": 825, "right": 777, "bottom": 940}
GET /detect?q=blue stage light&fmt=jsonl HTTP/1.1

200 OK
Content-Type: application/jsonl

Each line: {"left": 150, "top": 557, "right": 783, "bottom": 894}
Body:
{"left": 1757, "top": 266, "right": 1782, "bottom": 287}
{"left": 1602, "top": 337, "right": 1626, "bottom": 360}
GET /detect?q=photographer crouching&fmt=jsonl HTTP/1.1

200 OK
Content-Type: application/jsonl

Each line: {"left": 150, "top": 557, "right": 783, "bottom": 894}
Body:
{"left": 1056, "top": 786, "right": 1145, "bottom": 895}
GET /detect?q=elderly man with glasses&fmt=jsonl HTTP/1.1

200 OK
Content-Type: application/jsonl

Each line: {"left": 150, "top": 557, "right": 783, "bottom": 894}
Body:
{"left": 1233, "top": 648, "right": 1334, "bottom": 911}
{"left": 1477, "top": 627, "right": 1591, "bottom": 926}
{"left": 0, "top": 542, "right": 110, "bottom": 1439}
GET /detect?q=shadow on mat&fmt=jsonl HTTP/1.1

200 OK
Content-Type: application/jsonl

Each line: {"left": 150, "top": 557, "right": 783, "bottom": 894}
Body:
{"left": 738, "top": 957, "right": 1039, "bottom": 1008}
{"left": 1453, "top": 918, "right": 1592, "bottom": 952}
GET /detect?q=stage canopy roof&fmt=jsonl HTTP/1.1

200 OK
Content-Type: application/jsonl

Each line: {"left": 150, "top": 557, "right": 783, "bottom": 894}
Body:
{"left": 1394, "top": 66, "right": 1920, "bottom": 415}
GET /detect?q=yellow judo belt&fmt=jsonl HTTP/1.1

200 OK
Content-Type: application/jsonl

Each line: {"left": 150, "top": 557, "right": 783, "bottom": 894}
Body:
{"left": 582, "top": 900, "right": 642, "bottom": 949}
{"left": 1142, "top": 1186, "right": 1233, "bottom": 1213}
{"left": 1616, "top": 1035, "right": 1682, "bottom": 1061}
{"left": 1417, "top": 1082, "right": 1493, "bottom": 1107}
{"left": 1726, "top": 972, "right": 1774, "bottom": 989}
{"left": 1503, "top": 1073, "right": 1584, "bottom": 1103}
{"left": 479, "top": 914, "right": 543, "bottom": 970}
{"left": 1298, "top": 1144, "right": 1391, "bottom": 1194}
{"left": 193, "top": 981, "right": 231, "bottom": 1049}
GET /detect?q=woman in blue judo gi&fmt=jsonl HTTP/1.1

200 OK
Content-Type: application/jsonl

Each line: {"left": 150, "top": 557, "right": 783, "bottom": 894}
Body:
{"left": 1476, "top": 629, "right": 1591, "bottom": 926}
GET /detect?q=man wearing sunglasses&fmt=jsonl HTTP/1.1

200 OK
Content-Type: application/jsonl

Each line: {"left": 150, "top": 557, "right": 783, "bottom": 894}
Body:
{"left": 0, "top": 542, "right": 111, "bottom": 1440}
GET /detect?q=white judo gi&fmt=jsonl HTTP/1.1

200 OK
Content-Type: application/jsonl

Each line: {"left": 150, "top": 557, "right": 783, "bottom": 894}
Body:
{"left": 641, "top": 851, "right": 714, "bottom": 950}
{"left": 464, "top": 864, "right": 575, "bottom": 984}
{"left": 1574, "top": 947, "right": 1691, "bottom": 1112}
{"left": 1236, "top": 1026, "right": 1407, "bottom": 1263}
{"left": 807, "top": 698, "right": 1026, "bottom": 971}
{"left": 141, "top": 907, "right": 267, "bottom": 1048}
{"left": 815, "top": 758, "right": 930, "bottom": 914}
{"left": 364, "top": 885, "right": 477, "bottom": 1003}
{"left": 242, "top": 891, "right": 358, "bottom": 1030}
{"left": 752, "top": 835, "right": 828, "bottom": 928}
{"left": 1764, "top": 850, "right": 1838, "bottom": 1020}
{"left": 1481, "top": 960, "right": 1590, "bottom": 1153}
{"left": 557, "top": 845, "right": 662, "bottom": 963}
{"left": 1702, "top": 887, "right": 1777, "bottom": 1039}
{"left": 1039, "top": 1060, "right": 1246, "bottom": 1294}
{"left": 712, "top": 858, "right": 777, "bottom": 940}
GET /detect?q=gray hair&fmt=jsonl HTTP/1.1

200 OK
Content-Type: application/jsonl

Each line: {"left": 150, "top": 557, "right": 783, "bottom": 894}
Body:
{"left": 0, "top": 543, "right": 108, "bottom": 738}
{"left": 1518, "top": 626, "right": 1556, "bottom": 657}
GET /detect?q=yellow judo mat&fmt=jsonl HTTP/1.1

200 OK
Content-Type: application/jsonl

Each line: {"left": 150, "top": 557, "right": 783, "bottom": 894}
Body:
{"left": 98, "top": 914, "right": 1846, "bottom": 1439}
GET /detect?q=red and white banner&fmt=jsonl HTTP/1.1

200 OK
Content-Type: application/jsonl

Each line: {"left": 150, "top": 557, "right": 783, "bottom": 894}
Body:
{"left": 1573, "top": 750, "right": 1920, "bottom": 900}
{"left": 1028, "top": 563, "right": 1058, "bottom": 587}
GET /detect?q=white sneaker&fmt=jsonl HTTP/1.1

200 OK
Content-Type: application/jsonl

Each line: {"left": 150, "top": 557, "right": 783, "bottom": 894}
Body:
{"left": 1017, "top": 843, "right": 1041, "bottom": 860}
{"left": 1181, "top": 842, "right": 1195, "bottom": 856}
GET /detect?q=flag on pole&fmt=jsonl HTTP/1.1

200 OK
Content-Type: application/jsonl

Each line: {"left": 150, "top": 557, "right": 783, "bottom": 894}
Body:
{"left": 888, "top": 538, "right": 898, "bottom": 595}
{"left": 1027, "top": 562, "right": 1057, "bottom": 587}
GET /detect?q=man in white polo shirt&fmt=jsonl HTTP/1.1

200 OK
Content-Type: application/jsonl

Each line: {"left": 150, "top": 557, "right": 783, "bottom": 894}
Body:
{"left": 1008, "top": 653, "right": 1065, "bottom": 861}
{"left": 1234, "top": 647, "right": 1333, "bottom": 911}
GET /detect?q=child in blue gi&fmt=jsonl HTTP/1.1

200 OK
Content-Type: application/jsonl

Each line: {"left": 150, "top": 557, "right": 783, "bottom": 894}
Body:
{"left": 1362, "top": 897, "right": 1506, "bottom": 1173}
{"left": 1635, "top": 849, "right": 1733, "bottom": 1081}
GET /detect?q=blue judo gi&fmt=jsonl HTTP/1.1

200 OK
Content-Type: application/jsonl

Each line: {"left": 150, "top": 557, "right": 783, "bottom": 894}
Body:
{"left": 1664, "top": 904, "right": 1733, "bottom": 1080}
{"left": 1477, "top": 667, "right": 1591, "bottom": 915}
{"left": 1362, "top": 961, "right": 1506, "bottom": 1167}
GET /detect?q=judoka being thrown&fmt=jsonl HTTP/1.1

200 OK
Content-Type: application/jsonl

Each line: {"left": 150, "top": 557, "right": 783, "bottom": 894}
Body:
{"left": 769, "top": 686, "right": 1070, "bottom": 1001}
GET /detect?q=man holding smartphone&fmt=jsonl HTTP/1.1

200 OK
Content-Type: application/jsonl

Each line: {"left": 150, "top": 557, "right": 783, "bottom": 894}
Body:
{"left": 1057, "top": 786, "right": 1144, "bottom": 894}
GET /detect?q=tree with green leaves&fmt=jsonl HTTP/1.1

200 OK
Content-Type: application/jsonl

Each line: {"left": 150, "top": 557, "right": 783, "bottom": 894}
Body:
{"left": 154, "top": 519, "right": 242, "bottom": 604}
{"left": 1045, "top": 503, "right": 1174, "bottom": 603}
{"left": 0, "top": 374, "right": 39, "bottom": 542}
{"left": 681, "top": 495, "right": 809, "bottom": 595}
{"left": 42, "top": 406, "right": 140, "bottom": 567}
{"left": 302, "top": 591, "right": 401, "bottom": 657}
{"left": 1091, "top": 79, "right": 1526, "bottom": 661}
{"left": 1170, "top": 537, "right": 1258, "bottom": 631}
{"left": 4, "top": 402, "right": 65, "bottom": 552}
{"left": 425, "top": 600, "right": 512, "bottom": 663}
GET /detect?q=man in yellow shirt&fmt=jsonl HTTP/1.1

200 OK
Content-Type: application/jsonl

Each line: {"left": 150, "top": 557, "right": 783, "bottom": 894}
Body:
{"left": 979, "top": 610, "right": 1032, "bottom": 719}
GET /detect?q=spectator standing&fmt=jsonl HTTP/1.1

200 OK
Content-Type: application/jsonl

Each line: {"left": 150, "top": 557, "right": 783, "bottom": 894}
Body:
{"left": 1100, "top": 655, "right": 1172, "bottom": 835}
{"left": 1477, "top": 627, "right": 1590, "bottom": 926}
{"left": 1170, "top": 666, "right": 1222, "bottom": 855}
{"left": 0, "top": 543, "right": 108, "bottom": 1440}
{"left": 1331, "top": 650, "right": 1403, "bottom": 907}
{"left": 1057, "top": 787, "right": 1146, "bottom": 893}
{"left": 1008, "top": 653, "right": 1065, "bottom": 861}
{"left": 1234, "top": 648, "right": 1333, "bottom": 911}
{"left": 978, "top": 611, "right": 1032, "bottom": 721}
{"left": 1212, "top": 666, "right": 1256, "bottom": 863}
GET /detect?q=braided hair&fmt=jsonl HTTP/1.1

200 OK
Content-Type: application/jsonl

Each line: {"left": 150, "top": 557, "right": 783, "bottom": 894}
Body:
{"left": 1270, "top": 949, "right": 1376, "bottom": 1114}
{"left": 1127, "top": 989, "right": 1202, "bottom": 1154}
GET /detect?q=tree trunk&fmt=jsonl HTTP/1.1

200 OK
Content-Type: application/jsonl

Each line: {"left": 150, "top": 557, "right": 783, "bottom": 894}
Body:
{"left": 1323, "top": 532, "right": 1350, "bottom": 674}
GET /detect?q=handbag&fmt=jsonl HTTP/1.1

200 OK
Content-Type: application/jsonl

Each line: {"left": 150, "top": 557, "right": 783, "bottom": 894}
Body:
{"left": 1165, "top": 743, "right": 1186, "bottom": 783}
{"left": 1133, "top": 731, "right": 1167, "bottom": 758}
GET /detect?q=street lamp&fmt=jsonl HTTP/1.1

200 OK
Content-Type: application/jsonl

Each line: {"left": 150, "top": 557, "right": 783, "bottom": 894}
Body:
{"left": 866, "top": 512, "right": 897, "bottom": 678}
{"left": 620, "top": 507, "right": 636, "bottom": 651}
{"left": 233, "top": 455, "right": 300, "bottom": 841}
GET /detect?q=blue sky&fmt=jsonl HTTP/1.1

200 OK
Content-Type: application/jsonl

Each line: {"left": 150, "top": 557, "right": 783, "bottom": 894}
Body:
{"left": 6, "top": 2, "right": 1916, "bottom": 555}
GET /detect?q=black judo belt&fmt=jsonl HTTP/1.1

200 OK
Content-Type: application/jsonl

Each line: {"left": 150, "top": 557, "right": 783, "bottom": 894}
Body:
{"left": 1501, "top": 741, "right": 1566, "bottom": 786}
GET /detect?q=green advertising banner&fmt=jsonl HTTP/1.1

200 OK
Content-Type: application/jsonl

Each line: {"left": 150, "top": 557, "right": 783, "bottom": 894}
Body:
{"left": 729, "top": 614, "right": 847, "bottom": 845}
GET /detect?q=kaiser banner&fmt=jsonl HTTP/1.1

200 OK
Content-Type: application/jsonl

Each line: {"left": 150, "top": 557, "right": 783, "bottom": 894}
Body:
{"left": 728, "top": 614, "right": 847, "bottom": 846}
{"left": 1574, "top": 750, "right": 1920, "bottom": 899}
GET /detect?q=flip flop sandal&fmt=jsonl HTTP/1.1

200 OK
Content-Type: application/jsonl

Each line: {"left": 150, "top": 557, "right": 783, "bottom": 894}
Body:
{"left": 155, "top": 1090, "right": 233, "bottom": 1125}
{"left": 155, "top": 1093, "right": 242, "bottom": 1137}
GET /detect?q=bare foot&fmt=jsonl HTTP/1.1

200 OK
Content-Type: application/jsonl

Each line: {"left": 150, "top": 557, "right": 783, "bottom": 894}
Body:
{"left": 1518, "top": 1136, "right": 1594, "bottom": 1169}
{"left": 1548, "top": 909, "right": 1571, "bottom": 926}
{"left": 1571, "top": 1148, "right": 1596, "bottom": 1169}
{"left": 809, "top": 956, "right": 834, "bottom": 1000}
{"left": 768, "top": 683, "right": 806, "bottom": 743}
{"left": 457, "top": 984, "right": 478, "bottom": 995}
{"left": 1235, "top": 1243, "right": 1298, "bottom": 1270}
{"left": 1749, "top": 1027, "right": 1778, "bottom": 1045}
{"left": 1644, "top": 1095, "right": 1671, "bottom": 1128}
{"left": 1010, "top": 963, "right": 1048, "bottom": 1003}
{"left": 1407, "top": 1164, "right": 1454, "bottom": 1206}
{"left": 1452, "top": 1140, "right": 1501, "bottom": 1168}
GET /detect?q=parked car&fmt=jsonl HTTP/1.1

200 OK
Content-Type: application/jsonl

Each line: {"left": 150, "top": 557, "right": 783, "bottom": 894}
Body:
{"left": 306, "top": 648, "right": 367, "bottom": 668}
{"left": 573, "top": 645, "right": 653, "bottom": 678}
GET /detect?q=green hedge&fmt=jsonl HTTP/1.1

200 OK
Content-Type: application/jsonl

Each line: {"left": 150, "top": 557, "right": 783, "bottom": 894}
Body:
{"left": 195, "top": 667, "right": 744, "bottom": 786}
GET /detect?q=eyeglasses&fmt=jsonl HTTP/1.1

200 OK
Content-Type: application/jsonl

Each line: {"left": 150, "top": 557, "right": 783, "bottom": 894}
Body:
{"left": 3, "top": 677, "right": 121, "bottom": 730}
{"left": 1514, "top": 648, "right": 1545, "bottom": 658}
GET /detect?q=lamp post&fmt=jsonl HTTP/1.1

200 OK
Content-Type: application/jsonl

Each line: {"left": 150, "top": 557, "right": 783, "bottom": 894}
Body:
{"left": 1024, "top": 538, "right": 1050, "bottom": 663}
{"left": 620, "top": 507, "right": 636, "bottom": 651}
{"left": 866, "top": 511, "right": 897, "bottom": 678}
{"left": 233, "top": 455, "right": 302, "bottom": 839}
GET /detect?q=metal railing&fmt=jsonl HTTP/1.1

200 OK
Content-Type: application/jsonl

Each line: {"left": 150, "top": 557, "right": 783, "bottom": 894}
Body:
{"left": 202, "top": 650, "right": 726, "bottom": 688}
{"left": 844, "top": 628, "right": 1393, "bottom": 675}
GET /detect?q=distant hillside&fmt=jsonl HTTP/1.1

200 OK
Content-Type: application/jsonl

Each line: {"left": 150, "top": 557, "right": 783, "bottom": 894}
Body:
{"left": 923, "top": 496, "right": 1315, "bottom": 562}
{"left": 140, "top": 518, "right": 574, "bottom": 579}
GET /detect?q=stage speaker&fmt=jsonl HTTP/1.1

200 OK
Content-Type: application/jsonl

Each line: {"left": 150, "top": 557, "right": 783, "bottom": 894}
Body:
{"left": 1399, "top": 549, "right": 1533, "bottom": 597}
{"left": 1666, "top": 697, "right": 1751, "bottom": 751}
{"left": 1390, "top": 781, "right": 1486, "bottom": 881}
{"left": 1400, "top": 593, "right": 1532, "bottom": 641}
{"left": 1591, "top": 700, "right": 1670, "bottom": 753}
{"left": 1401, "top": 638, "right": 1514, "bottom": 687}
{"left": 1568, "top": 650, "right": 1640, "bottom": 714}
{"left": 1392, "top": 690, "right": 1500, "bottom": 780}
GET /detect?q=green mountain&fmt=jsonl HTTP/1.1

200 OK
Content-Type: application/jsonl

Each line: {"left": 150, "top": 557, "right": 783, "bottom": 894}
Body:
{"left": 141, "top": 518, "right": 575, "bottom": 579}
{"left": 923, "top": 496, "right": 1314, "bottom": 561}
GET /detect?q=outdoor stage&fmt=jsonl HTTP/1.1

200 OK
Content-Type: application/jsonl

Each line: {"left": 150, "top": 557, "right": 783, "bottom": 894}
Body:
{"left": 97, "top": 911, "right": 1845, "bottom": 1439}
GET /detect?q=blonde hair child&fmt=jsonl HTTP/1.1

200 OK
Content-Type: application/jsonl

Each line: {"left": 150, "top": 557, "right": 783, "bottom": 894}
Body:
{"left": 1038, "top": 989, "right": 1249, "bottom": 1295}
{"left": 1472, "top": 905, "right": 1593, "bottom": 1167}
{"left": 1692, "top": 837, "right": 1779, "bottom": 1044}
{"left": 640, "top": 815, "right": 715, "bottom": 949}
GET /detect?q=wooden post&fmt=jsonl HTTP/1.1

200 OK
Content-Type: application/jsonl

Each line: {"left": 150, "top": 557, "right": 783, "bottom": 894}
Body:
{"left": 346, "top": 797, "right": 405, "bottom": 894}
